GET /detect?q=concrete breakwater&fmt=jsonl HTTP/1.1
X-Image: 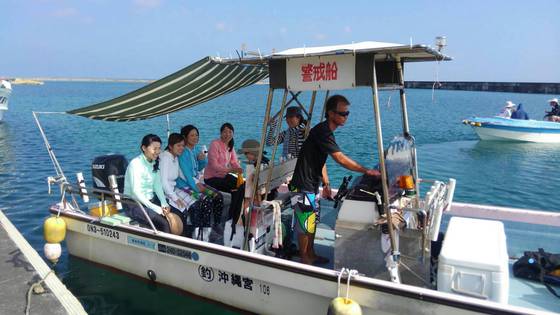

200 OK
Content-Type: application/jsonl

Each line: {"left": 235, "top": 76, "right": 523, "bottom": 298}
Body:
{"left": 405, "top": 81, "right": 560, "bottom": 94}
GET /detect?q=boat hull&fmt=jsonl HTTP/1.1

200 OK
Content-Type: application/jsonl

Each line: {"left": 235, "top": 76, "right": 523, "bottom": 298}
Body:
{"left": 57, "top": 209, "right": 532, "bottom": 315}
{"left": 465, "top": 117, "right": 560, "bottom": 143}
{"left": 473, "top": 126, "right": 560, "bottom": 142}
{"left": 0, "top": 82, "right": 11, "bottom": 122}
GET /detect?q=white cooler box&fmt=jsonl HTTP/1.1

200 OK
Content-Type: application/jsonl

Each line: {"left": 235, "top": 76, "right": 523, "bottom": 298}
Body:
{"left": 438, "top": 217, "right": 509, "bottom": 303}
{"left": 223, "top": 208, "right": 274, "bottom": 254}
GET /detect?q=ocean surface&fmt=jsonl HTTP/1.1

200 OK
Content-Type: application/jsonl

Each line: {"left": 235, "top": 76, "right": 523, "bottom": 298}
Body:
{"left": 1, "top": 82, "right": 559, "bottom": 314}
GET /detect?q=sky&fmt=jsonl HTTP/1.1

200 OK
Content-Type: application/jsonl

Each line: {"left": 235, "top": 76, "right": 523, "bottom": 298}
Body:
{"left": 2, "top": 0, "right": 559, "bottom": 82}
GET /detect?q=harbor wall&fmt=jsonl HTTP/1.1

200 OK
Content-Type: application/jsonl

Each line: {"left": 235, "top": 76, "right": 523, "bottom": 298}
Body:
{"left": 405, "top": 81, "right": 560, "bottom": 95}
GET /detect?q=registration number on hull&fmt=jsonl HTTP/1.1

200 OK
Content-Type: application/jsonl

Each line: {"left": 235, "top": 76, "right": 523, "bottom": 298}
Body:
{"left": 86, "top": 224, "right": 121, "bottom": 240}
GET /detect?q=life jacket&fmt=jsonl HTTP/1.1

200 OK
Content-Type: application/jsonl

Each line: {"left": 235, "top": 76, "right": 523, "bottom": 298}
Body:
{"left": 513, "top": 248, "right": 560, "bottom": 298}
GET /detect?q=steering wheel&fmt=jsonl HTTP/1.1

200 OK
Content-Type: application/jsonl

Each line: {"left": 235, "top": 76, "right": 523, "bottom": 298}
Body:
{"left": 333, "top": 175, "right": 352, "bottom": 208}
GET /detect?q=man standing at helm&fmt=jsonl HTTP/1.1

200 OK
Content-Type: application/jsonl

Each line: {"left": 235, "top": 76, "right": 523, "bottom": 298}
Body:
{"left": 289, "top": 94, "right": 380, "bottom": 265}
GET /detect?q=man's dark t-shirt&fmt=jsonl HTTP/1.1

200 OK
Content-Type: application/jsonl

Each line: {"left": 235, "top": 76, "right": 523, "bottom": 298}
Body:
{"left": 290, "top": 121, "right": 341, "bottom": 192}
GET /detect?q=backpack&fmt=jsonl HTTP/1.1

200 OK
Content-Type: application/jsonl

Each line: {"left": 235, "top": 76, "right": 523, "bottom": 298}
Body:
{"left": 513, "top": 248, "right": 560, "bottom": 298}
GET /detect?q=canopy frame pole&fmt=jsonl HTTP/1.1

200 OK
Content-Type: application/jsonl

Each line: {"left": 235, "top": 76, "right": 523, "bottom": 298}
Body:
{"left": 305, "top": 90, "right": 317, "bottom": 133}
{"left": 395, "top": 56, "right": 421, "bottom": 205}
{"left": 371, "top": 58, "right": 400, "bottom": 267}
{"left": 395, "top": 56, "right": 410, "bottom": 135}
{"left": 32, "top": 111, "right": 66, "bottom": 180}
{"left": 166, "top": 114, "right": 171, "bottom": 138}
{"left": 306, "top": 90, "right": 329, "bottom": 137}
{"left": 264, "top": 89, "right": 289, "bottom": 200}
{"left": 289, "top": 91, "right": 310, "bottom": 118}
{"left": 269, "top": 91, "right": 301, "bottom": 123}
{"left": 243, "top": 87, "right": 275, "bottom": 251}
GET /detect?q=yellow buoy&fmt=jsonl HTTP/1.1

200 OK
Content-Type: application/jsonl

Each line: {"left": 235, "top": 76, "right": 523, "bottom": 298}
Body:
{"left": 166, "top": 212, "right": 184, "bottom": 235}
{"left": 327, "top": 297, "right": 362, "bottom": 315}
{"left": 43, "top": 216, "right": 66, "bottom": 243}
{"left": 89, "top": 201, "right": 118, "bottom": 217}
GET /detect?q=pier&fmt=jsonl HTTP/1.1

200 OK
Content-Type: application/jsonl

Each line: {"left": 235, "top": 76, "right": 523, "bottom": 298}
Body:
{"left": 405, "top": 81, "right": 560, "bottom": 94}
{"left": 0, "top": 210, "right": 86, "bottom": 315}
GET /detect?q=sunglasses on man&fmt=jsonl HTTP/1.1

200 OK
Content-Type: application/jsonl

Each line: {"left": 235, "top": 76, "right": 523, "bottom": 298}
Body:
{"left": 334, "top": 110, "right": 350, "bottom": 117}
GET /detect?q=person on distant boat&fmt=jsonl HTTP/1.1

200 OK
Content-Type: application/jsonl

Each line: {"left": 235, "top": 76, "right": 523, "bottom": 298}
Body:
{"left": 511, "top": 103, "right": 529, "bottom": 120}
{"left": 177, "top": 125, "right": 223, "bottom": 241}
{"left": 497, "top": 101, "right": 516, "bottom": 118}
{"left": 544, "top": 98, "right": 560, "bottom": 122}
{"left": 124, "top": 134, "right": 171, "bottom": 233}
{"left": 204, "top": 123, "right": 245, "bottom": 228}
{"left": 265, "top": 106, "right": 306, "bottom": 159}
{"left": 289, "top": 95, "right": 380, "bottom": 265}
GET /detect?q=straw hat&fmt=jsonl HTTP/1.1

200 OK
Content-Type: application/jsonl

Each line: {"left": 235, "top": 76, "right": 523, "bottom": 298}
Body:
{"left": 548, "top": 98, "right": 559, "bottom": 105}
{"left": 165, "top": 212, "right": 183, "bottom": 235}
{"left": 505, "top": 101, "right": 516, "bottom": 108}
{"left": 237, "top": 139, "right": 260, "bottom": 154}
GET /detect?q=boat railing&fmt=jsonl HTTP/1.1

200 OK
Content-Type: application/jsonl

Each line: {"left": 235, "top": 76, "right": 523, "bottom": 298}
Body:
{"left": 55, "top": 179, "right": 159, "bottom": 234}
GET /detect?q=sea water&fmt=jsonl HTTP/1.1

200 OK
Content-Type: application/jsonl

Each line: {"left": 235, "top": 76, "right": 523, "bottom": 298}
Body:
{"left": 1, "top": 82, "right": 558, "bottom": 314}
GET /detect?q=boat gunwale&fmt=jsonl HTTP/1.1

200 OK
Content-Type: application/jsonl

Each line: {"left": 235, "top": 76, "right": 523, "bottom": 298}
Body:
{"left": 50, "top": 206, "right": 551, "bottom": 315}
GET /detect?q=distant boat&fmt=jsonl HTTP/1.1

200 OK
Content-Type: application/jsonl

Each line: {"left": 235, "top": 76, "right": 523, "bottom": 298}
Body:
{"left": 463, "top": 116, "right": 560, "bottom": 143}
{"left": 0, "top": 80, "right": 12, "bottom": 122}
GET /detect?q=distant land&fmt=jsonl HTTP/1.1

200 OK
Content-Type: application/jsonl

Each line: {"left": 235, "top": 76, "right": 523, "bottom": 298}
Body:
{"left": 5, "top": 77, "right": 154, "bottom": 84}
{"left": 4, "top": 77, "right": 558, "bottom": 94}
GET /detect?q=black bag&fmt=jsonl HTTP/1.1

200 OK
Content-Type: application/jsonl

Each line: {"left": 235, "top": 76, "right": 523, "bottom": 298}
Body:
{"left": 513, "top": 248, "right": 560, "bottom": 298}
{"left": 189, "top": 195, "right": 223, "bottom": 228}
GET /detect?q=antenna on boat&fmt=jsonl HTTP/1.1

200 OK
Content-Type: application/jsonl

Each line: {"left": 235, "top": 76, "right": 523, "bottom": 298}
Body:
{"left": 241, "top": 43, "right": 247, "bottom": 58}
{"left": 435, "top": 36, "right": 447, "bottom": 52}
{"left": 432, "top": 36, "right": 446, "bottom": 103}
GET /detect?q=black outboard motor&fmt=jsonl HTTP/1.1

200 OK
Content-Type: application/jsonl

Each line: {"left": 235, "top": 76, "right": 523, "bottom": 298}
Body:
{"left": 91, "top": 154, "right": 128, "bottom": 193}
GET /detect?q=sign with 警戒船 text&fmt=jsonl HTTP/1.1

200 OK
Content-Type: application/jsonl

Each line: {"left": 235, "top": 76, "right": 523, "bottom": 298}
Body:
{"left": 286, "top": 54, "right": 355, "bottom": 91}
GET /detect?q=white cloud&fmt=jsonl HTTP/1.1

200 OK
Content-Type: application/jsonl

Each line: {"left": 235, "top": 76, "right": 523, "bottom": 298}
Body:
{"left": 215, "top": 22, "right": 226, "bottom": 31}
{"left": 52, "top": 7, "right": 78, "bottom": 18}
{"left": 133, "top": 0, "right": 161, "bottom": 9}
{"left": 314, "top": 33, "right": 327, "bottom": 40}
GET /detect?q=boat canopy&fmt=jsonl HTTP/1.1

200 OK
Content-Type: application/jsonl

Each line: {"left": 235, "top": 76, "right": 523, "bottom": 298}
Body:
{"left": 67, "top": 57, "right": 268, "bottom": 121}
{"left": 67, "top": 41, "right": 449, "bottom": 120}
{"left": 271, "top": 41, "right": 450, "bottom": 61}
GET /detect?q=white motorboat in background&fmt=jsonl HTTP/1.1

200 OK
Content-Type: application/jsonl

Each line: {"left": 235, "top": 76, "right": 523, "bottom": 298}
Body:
{"left": 0, "top": 80, "right": 12, "bottom": 122}
{"left": 463, "top": 116, "right": 560, "bottom": 143}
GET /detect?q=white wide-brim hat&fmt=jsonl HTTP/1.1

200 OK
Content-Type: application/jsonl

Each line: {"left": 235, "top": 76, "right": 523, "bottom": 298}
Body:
{"left": 505, "top": 101, "right": 516, "bottom": 108}
{"left": 548, "top": 98, "right": 559, "bottom": 105}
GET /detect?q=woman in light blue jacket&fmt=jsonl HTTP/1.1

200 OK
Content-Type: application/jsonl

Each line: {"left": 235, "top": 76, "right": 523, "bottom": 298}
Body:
{"left": 124, "top": 134, "right": 171, "bottom": 232}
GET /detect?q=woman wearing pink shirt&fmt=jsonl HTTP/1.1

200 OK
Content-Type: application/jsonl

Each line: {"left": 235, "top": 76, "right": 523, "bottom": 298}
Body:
{"left": 204, "top": 123, "right": 245, "bottom": 225}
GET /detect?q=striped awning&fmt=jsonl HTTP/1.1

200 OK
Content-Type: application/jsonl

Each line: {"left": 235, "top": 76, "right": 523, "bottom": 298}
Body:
{"left": 67, "top": 57, "right": 269, "bottom": 121}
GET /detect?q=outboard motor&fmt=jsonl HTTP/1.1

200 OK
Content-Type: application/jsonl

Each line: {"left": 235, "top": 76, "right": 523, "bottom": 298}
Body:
{"left": 91, "top": 154, "right": 128, "bottom": 193}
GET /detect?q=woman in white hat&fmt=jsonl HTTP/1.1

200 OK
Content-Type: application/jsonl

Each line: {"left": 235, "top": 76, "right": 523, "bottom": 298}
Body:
{"left": 545, "top": 98, "right": 560, "bottom": 122}
{"left": 497, "top": 101, "right": 516, "bottom": 118}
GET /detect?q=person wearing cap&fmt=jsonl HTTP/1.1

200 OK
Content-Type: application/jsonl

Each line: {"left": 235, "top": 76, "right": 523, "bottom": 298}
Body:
{"left": 545, "top": 98, "right": 560, "bottom": 122}
{"left": 289, "top": 95, "right": 380, "bottom": 265}
{"left": 497, "top": 101, "right": 516, "bottom": 118}
{"left": 266, "top": 106, "right": 306, "bottom": 159}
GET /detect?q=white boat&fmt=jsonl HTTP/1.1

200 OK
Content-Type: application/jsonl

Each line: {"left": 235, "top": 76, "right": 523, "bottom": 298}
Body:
{"left": 463, "top": 117, "right": 560, "bottom": 142}
{"left": 34, "top": 41, "right": 560, "bottom": 315}
{"left": 0, "top": 80, "right": 12, "bottom": 122}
